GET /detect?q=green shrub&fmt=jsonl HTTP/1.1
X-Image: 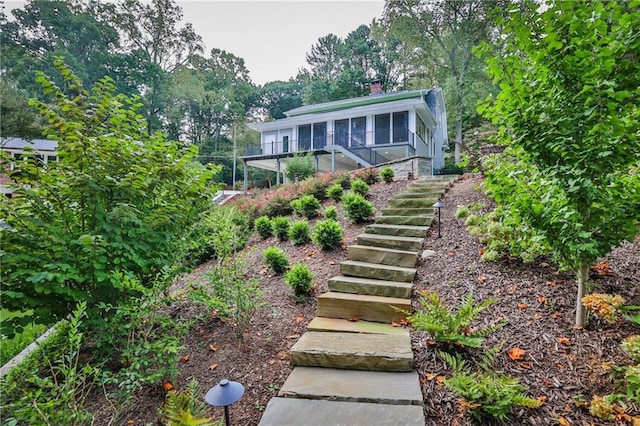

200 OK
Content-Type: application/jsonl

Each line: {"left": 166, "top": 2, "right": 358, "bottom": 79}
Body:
{"left": 441, "top": 346, "right": 542, "bottom": 420}
{"left": 285, "top": 152, "right": 315, "bottom": 182}
{"left": 326, "top": 183, "right": 344, "bottom": 202}
{"left": 262, "top": 194, "right": 294, "bottom": 217}
{"left": 284, "top": 264, "right": 315, "bottom": 297}
{"left": 334, "top": 172, "right": 352, "bottom": 190}
{"left": 379, "top": 166, "right": 394, "bottom": 183}
{"left": 324, "top": 205, "right": 338, "bottom": 220}
{"left": 290, "top": 195, "right": 321, "bottom": 219}
{"left": 455, "top": 205, "right": 470, "bottom": 219}
{"left": 272, "top": 216, "right": 290, "bottom": 241}
{"left": 342, "top": 192, "right": 375, "bottom": 223}
{"left": 254, "top": 216, "right": 273, "bottom": 239}
{"left": 401, "top": 291, "right": 506, "bottom": 348}
{"left": 289, "top": 220, "right": 311, "bottom": 245}
{"left": 465, "top": 214, "right": 481, "bottom": 227}
{"left": 300, "top": 177, "right": 330, "bottom": 201}
{"left": 262, "top": 247, "right": 290, "bottom": 274}
{"left": 206, "top": 257, "right": 264, "bottom": 338}
{"left": 1, "top": 303, "right": 99, "bottom": 425}
{"left": 350, "top": 178, "right": 370, "bottom": 197}
{"left": 354, "top": 168, "right": 379, "bottom": 185}
{"left": 0, "top": 314, "right": 47, "bottom": 366}
{"left": 312, "top": 219, "right": 344, "bottom": 250}
{"left": 182, "top": 205, "right": 250, "bottom": 267}
{"left": 0, "top": 61, "right": 218, "bottom": 337}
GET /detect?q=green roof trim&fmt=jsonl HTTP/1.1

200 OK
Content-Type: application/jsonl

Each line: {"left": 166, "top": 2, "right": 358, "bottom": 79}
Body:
{"left": 284, "top": 90, "right": 430, "bottom": 117}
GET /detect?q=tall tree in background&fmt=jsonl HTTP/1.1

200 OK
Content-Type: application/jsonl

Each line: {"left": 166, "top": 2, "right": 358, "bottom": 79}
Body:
{"left": 477, "top": 0, "right": 640, "bottom": 326}
{"left": 300, "top": 24, "right": 404, "bottom": 103}
{"left": 384, "top": 0, "right": 498, "bottom": 164}
{"left": 0, "top": 0, "right": 124, "bottom": 96}
{"left": 258, "top": 80, "right": 303, "bottom": 120}
{"left": 114, "top": 0, "right": 203, "bottom": 133}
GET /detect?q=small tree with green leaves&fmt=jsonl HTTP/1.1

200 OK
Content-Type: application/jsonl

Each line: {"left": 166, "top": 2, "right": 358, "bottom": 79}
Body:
{"left": 285, "top": 152, "right": 315, "bottom": 182}
{"left": 0, "top": 59, "right": 218, "bottom": 336}
{"left": 476, "top": 1, "right": 640, "bottom": 326}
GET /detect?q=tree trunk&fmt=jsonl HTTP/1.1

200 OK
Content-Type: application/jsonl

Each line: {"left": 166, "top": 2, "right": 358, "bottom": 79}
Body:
{"left": 454, "top": 117, "right": 462, "bottom": 165}
{"left": 575, "top": 263, "right": 589, "bottom": 327}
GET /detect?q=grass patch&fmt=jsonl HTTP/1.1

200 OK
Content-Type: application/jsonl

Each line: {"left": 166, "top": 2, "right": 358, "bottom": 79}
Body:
{"left": 1, "top": 310, "right": 49, "bottom": 365}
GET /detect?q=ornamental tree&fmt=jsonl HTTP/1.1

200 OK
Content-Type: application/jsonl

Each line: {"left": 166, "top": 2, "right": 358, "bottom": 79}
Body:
{"left": 477, "top": 0, "right": 640, "bottom": 326}
{"left": 0, "top": 59, "right": 220, "bottom": 336}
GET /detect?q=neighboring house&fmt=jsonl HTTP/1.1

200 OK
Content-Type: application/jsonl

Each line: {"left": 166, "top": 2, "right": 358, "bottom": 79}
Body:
{"left": 243, "top": 81, "right": 448, "bottom": 190}
{"left": 1, "top": 138, "right": 58, "bottom": 196}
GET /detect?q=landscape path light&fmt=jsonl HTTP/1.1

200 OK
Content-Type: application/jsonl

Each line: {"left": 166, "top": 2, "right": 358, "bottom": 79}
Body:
{"left": 205, "top": 379, "right": 245, "bottom": 426}
{"left": 433, "top": 199, "right": 445, "bottom": 238}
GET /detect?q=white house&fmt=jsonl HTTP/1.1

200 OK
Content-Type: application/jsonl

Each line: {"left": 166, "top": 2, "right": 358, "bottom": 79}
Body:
{"left": 242, "top": 82, "right": 448, "bottom": 189}
{"left": 1, "top": 138, "right": 58, "bottom": 196}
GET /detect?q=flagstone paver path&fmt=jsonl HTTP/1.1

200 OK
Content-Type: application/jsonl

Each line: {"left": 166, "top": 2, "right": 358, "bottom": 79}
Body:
{"left": 258, "top": 175, "right": 460, "bottom": 426}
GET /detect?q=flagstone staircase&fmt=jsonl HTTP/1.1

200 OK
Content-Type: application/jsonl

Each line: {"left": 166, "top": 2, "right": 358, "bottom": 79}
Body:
{"left": 258, "top": 175, "right": 460, "bottom": 426}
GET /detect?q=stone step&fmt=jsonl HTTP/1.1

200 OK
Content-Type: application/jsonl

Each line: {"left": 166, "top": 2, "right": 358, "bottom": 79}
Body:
{"left": 328, "top": 275, "right": 413, "bottom": 298}
{"left": 340, "top": 260, "right": 416, "bottom": 282}
{"left": 278, "top": 367, "right": 423, "bottom": 405}
{"left": 387, "top": 197, "right": 440, "bottom": 208}
{"left": 258, "top": 398, "right": 425, "bottom": 426}
{"left": 307, "top": 317, "right": 409, "bottom": 335}
{"left": 365, "top": 224, "right": 429, "bottom": 238}
{"left": 375, "top": 215, "right": 433, "bottom": 226}
{"left": 317, "top": 291, "right": 410, "bottom": 323}
{"left": 392, "top": 192, "right": 441, "bottom": 199}
{"left": 381, "top": 207, "right": 435, "bottom": 216}
{"left": 356, "top": 233, "right": 423, "bottom": 251}
{"left": 289, "top": 331, "right": 414, "bottom": 371}
{"left": 347, "top": 244, "right": 418, "bottom": 268}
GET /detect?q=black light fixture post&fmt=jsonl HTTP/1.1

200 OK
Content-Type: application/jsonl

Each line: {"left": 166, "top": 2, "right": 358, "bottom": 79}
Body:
{"left": 433, "top": 199, "right": 445, "bottom": 238}
{"left": 205, "top": 379, "right": 245, "bottom": 426}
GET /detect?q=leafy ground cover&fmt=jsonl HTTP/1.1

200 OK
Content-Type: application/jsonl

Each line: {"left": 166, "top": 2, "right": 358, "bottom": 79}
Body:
{"left": 78, "top": 176, "right": 638, "bottom": 424}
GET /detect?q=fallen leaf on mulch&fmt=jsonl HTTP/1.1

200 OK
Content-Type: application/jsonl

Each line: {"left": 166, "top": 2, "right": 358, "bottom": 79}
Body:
{"left": 518, "top": 303, "right": 528, "bottom": 310}
{"left": 558, "top": 337, "right": 572, "bottom": 346}
{"left": 208, "top": 364, "right": 218, "bottom": 371}
{"left": 209, "top": 344, "right": 218, "bottom": 352}
{"left": 346, "top": 316, "right": 359, "bottom": 322}
{"left": 558, "top": 416, "right": 571, "bottom": 426}
{"left": 477, "top": 275, "right": 486, "bottom": 283}
{"left": 163, "top": 382, "right": 173, "bottom": 391}
{"left": 537, "top": 395, "right": 547, "bottom": 404}
{"left": 519, "top": 361, "right": 532, "bottom": 369}
{"left": 508, "top": 347, "right": 526, "bottom": 361}
{"left": 277, "top": 351, "right": 288, "bottom": 360}
{"left": 180, "top": 355, "right": 190, "bottom": 363}
{"left": 391, "top": 322, "right": 402, "bottom": 327}
{"left": 424, "top": 373, "right": 436, "bottom": 380}
{"left": 294, "top": 316, "right": 304, "bottom": 323}
{"left": 436, "top": 376, "right": 446, "bottom": 385}
{"left": 127, "top": 420, "right": 135, "bottom": 425}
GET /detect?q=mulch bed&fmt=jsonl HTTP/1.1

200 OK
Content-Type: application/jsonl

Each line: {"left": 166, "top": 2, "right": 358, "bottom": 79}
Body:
{"left": 87, "top": 175, "right": 639, "bottom": 426}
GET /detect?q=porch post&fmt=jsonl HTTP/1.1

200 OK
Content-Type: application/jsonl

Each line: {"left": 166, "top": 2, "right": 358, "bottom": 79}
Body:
{"left": 315, "top": 154, "right": 319, "bottom": 175}
{"left": 276, "top": 158, "right": 281, "bottom": 186}
{"left": 243, "top": 161, "right": 248, "bottom": 194}
{"left": 331, "top": 150, "right": 336, "bottom": 172}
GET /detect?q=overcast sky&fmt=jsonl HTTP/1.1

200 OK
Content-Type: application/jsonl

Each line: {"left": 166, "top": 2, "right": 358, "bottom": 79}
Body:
{"left": 5, "top": 0, "right": 386, "bottom": 85}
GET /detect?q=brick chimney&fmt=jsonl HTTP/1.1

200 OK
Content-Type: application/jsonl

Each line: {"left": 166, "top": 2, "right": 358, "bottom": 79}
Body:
{"left": 370, "top": 79, "right": 383, "bottom": 95}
